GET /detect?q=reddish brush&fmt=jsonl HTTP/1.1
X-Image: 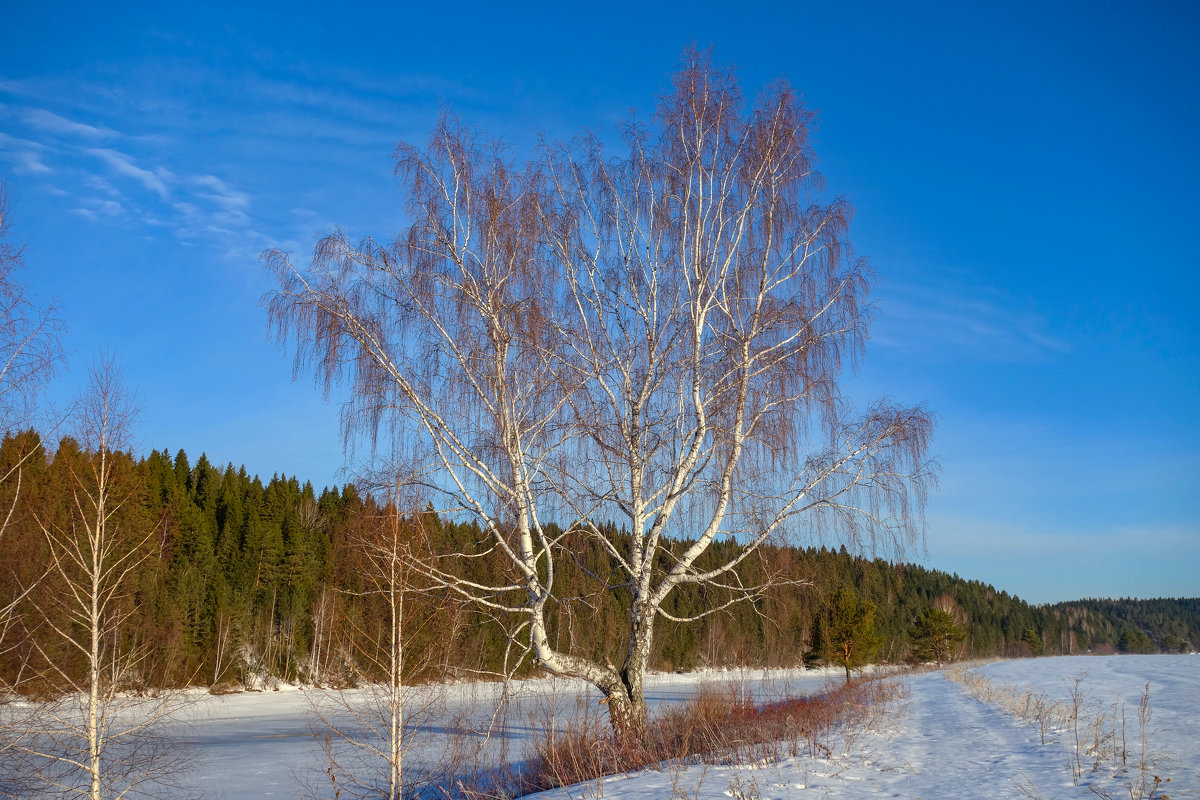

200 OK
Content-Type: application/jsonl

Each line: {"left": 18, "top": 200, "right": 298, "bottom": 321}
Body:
{"left": 489, "top": 677, "right": 900, "bottom": 798}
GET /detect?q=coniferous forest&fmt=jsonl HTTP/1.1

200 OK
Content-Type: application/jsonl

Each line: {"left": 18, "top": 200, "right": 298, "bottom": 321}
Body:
{"left": 1, "top": 430, "right": 1195, "bottom": 694}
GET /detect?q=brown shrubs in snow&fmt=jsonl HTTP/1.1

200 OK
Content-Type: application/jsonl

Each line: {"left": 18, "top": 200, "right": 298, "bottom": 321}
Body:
{"left": 478, "top": 677, "right": 902, "bottom": 798}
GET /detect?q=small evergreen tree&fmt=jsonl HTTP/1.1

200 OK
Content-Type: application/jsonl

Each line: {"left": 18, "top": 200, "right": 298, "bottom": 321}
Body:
{"left": 910, "top": 608, "right": 966, "bottom": 667}
{"left": 1021, "top": 627, "right": 1044, "bottom": 656}
{"left": 826, "top": 588, "right": 881, "bottom": 684}
{"left": 1117, "top": 627, "right": 1155, "bottom": 654}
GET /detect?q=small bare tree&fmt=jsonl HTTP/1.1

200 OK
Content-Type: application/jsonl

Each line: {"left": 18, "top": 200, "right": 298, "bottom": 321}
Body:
{"left": 0, "top": 183, "right": 62, "bottom": 434}
{"left": 0, "top": 181, "right": 64, "bottom": 663}
{"left": 304, "top": 492, "right": 472, "bottom": 800}
{"left": 6, "top": 361, "right": 195, "bottom": 800}
{"left": 265, "top": 50, "right": 934, "bottom": 739}
{"left": 0, "top": 182, "right": 65, "bottom": 795}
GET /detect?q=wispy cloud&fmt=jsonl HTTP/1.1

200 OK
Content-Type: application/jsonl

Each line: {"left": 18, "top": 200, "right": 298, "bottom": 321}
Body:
{"left": 22, "top": 108, "right": 119, "bottom": 139}
{"left": 3, "top": 91, "right": 317, "bottom": 264}
{"left": 87, "top": 148, "right": 170, "bottom": 199}
{"left": 194, "top": 175, "right": 249, "bottom": 212}
{"left": 330, "top": 67, "right": 486, "bottom": 104}
{"left": 243, "top": 71, "right": 481, "bottom": 121}
{"left": 14, "top": 150, "right": 52, "bottom": 174}
{"left": 89, "top": 198, "right": 124, "bottom": 217}
{"left": 0, "top": 131, "right": 53, "bottom": 174}
{"left": 72, "top": 145, "right": 264, "bottom": 255}
{"left": 70, "top": 198, "right": 124, "bottom": 221}
{"left": 0, "top": 77, "right": 37, "bottom": 97}
{"left": 6, "top": 111, "right": 268, "bottom": 256}
{"left": 85, "top": 175, "right": 122, "bottom": 197}
{"left": 872, "top": 279, "right": 1071, "bottom": 362}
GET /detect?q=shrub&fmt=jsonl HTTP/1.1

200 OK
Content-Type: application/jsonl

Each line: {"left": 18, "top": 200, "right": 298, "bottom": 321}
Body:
{"left": 490, "top": 677, "right": 903, "bottom": 798}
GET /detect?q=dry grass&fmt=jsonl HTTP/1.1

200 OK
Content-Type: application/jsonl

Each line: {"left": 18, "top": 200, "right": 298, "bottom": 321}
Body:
{"left": 947, "top": 667, "right": 1172, "bottom": 800}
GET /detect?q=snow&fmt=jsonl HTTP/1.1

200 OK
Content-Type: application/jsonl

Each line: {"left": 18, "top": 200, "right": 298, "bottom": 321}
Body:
{"left": 520, "top": 670, "right": 1085, "bottom": 799}
{"left": 174, "top": 668, "right": 839, "bottom": 798}
{"left": 162, "top": 656, "right": 1196, "bottom": 798}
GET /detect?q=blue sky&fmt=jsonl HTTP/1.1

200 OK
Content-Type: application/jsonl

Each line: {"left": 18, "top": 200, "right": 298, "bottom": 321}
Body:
{"left": 1, "top": 1, "right": 1196, "bottom": 604}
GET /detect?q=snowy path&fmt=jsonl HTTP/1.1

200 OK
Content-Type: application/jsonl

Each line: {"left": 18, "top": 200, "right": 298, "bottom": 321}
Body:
{"left": 525, "top": 671, "right": 1097, "bottom": 799}
{"left": 858, "top": 671, "right": 1084, "bottom": 798}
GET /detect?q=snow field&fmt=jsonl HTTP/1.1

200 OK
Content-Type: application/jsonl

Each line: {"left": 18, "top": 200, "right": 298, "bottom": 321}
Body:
{"left": 977, "top": 655, "right": 1197, "bottom": 798}
{"left": 170, "top": 656, "right": 1196, "bottom": 799}
{"left": 178, "top": 667, "right": 841, "bottom": 798}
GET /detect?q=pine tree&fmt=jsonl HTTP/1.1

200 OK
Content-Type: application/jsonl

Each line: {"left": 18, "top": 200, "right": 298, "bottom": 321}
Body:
{"left": 826, "top": 588, "right": 881, "bottom": 683}
{"left": 910, "top": 608, "right": 966, "bottom": 667}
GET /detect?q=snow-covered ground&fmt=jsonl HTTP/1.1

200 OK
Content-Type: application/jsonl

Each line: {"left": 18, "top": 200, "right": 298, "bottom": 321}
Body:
{"left": 169, "top": 655, "right": 1195, "bottom": 798}
{"left": 176, "top": 666, "right": 840, "bottom": 798}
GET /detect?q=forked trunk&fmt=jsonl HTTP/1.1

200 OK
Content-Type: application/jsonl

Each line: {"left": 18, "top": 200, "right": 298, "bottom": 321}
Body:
{"left": 604, "top": 669, "right": 648, "bottom": 743}
{"left": 603, "top": 607, "right": 653, "bottom": 742}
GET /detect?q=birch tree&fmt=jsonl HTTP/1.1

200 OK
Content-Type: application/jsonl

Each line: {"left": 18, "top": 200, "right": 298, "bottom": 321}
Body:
{"left": 0, "top": 183, "right": 65, "bottom": 797}
{"left": 304, "top": 495, "right": 467, "bottom": 800}
{"left": 7, "top": 361, "right": 194, "bottom": 800}
{"left": 0, "top": 181, "right": 63, "bottom": 675}
{"left": 0, "top": 183, "right": 61, "bottom": 434}
{"left": 264, "top": 49, "right": 935, "bottom": 739}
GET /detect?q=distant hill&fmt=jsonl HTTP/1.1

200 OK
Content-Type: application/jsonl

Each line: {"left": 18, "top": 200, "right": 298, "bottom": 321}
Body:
{"left": 1042, "top": 597, "right": 1200, "bottom": 655}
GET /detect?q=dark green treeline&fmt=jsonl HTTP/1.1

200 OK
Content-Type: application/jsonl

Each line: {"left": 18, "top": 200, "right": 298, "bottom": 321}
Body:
{"left": 1, "top": 432, "right": 1194, "bottom": 691}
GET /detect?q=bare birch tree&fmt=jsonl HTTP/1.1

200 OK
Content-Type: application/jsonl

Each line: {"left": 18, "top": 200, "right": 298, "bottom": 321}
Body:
{"left": 5, "top": 361, "right": 194, "bottom": 800}
{"left": 0, "top": 181, "right": 64, "bottom": 671}
{"left": 304, "top": 494, "right": 468, "bottom": 800}
{"left": 0, "top": 183, "right": 65, "bottom": 797}
{"left": 264, "top": 50, "right": 935, "bottom": 739}
{"left": 0, "top": 183, "right": 62, "bottom": 434}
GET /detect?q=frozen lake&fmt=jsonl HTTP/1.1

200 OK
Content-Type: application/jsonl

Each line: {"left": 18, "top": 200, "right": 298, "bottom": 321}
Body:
{"left": 176, "top": 666, "right": 843, "bottom": 798}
